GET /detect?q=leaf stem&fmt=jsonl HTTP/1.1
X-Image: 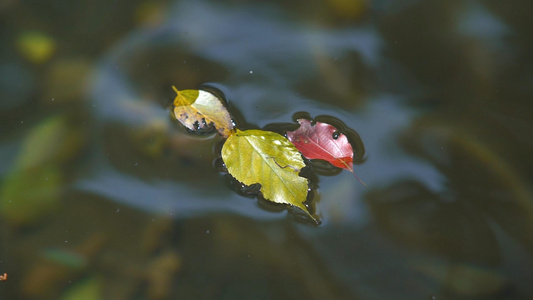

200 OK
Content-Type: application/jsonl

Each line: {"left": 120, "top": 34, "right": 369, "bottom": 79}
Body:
{"left": 172, "top": 85, "right": 179, "bottom": 94}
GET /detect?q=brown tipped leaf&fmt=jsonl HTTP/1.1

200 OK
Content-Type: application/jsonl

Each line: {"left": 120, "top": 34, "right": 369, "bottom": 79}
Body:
{"left": 172, "top": 86, "right": 234, "bottom": 138}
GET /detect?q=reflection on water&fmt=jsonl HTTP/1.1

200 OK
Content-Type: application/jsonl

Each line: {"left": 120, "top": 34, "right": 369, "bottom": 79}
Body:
{"left": 1, "top": 0, "right": 533, "bottom": 299}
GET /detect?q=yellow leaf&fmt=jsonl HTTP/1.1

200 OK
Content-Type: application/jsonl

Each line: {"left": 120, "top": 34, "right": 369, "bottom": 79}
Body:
{"left": 172, "top": 86, "right": 234, "bottom": 138}
{"left": 414, "top": 259, "right": 508, "bottom": 297}
{"left": 222, "top": 129, "right": 316, "bottom": 221}
{"left": 17, "top": 31, "right": 56, "bottom": 64}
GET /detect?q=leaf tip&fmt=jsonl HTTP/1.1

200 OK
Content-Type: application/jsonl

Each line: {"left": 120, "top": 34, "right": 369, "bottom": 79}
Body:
{"left": 172, "top": 85, "right": 179, "bottom": 94}
{"left": 291, "top": 205, "right": 321, "bottom": 225}
{"left": 351, "top": 171, "right": 367, "bottom": 186}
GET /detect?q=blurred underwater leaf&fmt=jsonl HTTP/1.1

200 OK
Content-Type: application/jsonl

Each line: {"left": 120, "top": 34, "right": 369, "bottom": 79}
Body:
{"left": 15, "top": 115, "right": 85, "bottom": 170}
{"left": 59, "top": 276, "right": 102, "bottom": 300}
{"left": 16, "top": 31, "right": 56, "bottom": 64}
{"left": 0, "top": 165, "right": 62, "bottom": 226}
{"left": 0, "top": 115, "right": 85, "bottom": 226}
{"left": 22, "top": 234, "right": 106, "bottom": 298}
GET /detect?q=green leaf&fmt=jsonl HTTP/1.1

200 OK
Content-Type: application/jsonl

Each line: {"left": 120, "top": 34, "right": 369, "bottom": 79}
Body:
{"left": 16, "top": 115, "right": 85, "bottom": 170}
{"left": 0, "top": 165, "right": 62, "bottom": 226}
{"left": 222, "top": 129, "right": 315, "bottom": 220}
{"left": 59, "top": 276, "right": 102, "bottom": 300}
{"left": 172, "top": 86, "right": 234, "bottom": 138}
{"left": 17, "top": 31, "right": 56, "bottom": 64}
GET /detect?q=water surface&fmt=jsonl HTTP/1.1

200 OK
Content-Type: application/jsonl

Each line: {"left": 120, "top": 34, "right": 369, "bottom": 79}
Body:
{"left": 1, "top": 0, "right": 532, "bottom": 299}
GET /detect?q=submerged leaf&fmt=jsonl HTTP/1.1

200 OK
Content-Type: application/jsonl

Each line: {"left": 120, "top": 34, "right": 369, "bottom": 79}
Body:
{"left": 287, "top": 118, "right": 354, "bottom": 172}
{"left": 16, "top": 115, "right": 85, "bottom": 170}
{"left": 221, "top": 129, "right": 315, "bottom": 220}
{"left": 17, "top": 31, "right": 56, "bottom": 64}
{"left": 59, "top": 276, "right": 102, "bottom": 300}
{"left": 172, "top": 86, "right": 234, "bottom": 137}
{"left": 0, "top": 165, "right": 62, "bottom": 226}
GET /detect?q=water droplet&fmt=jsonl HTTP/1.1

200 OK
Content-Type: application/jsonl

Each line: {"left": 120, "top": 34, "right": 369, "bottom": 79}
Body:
{"left": 115, "top": 208, "right": 120, "bottom": 213}
{"left": 206, "top": 229, "right": 210, "bottom": 234}
{"left": 332, "top": 131, "right": 340, "bottom": 139}
{"left": 249, "top": 70, "right": 253, "bottom": 74}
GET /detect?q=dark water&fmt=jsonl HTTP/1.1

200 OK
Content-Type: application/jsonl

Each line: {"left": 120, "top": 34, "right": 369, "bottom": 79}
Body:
{"left": 1, "top": 0, "right": 533, "bottom": 299}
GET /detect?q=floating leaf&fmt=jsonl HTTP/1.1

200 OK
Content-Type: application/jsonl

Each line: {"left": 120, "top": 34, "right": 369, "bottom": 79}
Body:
{"left": 221, "top": 129, "right": 315, "bottom": 221}
{"left": 287, "top": 118, "right": 354, "bottom": 172}
{"left": 172, "top": 86, "right": 234, "bottom": 137}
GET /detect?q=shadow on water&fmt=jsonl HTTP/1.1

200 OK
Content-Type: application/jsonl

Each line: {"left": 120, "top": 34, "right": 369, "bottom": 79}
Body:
{"left": 1, "top": 0, "right": 533, "bottom": 299}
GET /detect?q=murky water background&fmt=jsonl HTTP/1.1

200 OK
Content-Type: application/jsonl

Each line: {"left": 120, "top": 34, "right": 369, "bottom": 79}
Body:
{"left": 1, "top": 0, "right": 533, "bottom": 299}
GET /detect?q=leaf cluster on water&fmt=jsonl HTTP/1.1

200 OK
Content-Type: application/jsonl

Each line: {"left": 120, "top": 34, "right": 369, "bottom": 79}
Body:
{"left": 171, "top": 87, "right": 364, "bottom": 224}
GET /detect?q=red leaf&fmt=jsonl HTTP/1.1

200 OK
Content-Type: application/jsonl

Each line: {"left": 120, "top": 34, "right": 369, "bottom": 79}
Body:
{"left": 287, "top": 119, "right": 354, "bottom": 172}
